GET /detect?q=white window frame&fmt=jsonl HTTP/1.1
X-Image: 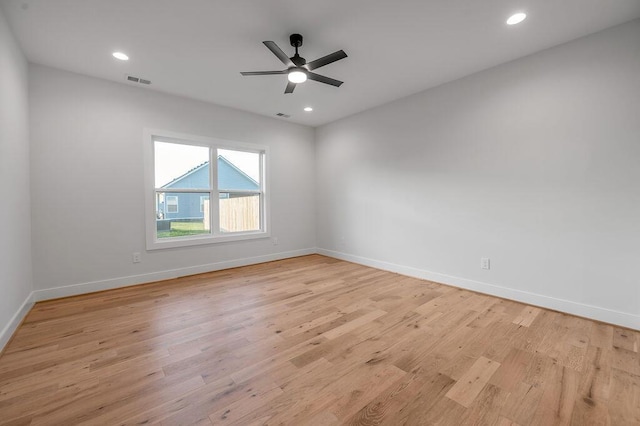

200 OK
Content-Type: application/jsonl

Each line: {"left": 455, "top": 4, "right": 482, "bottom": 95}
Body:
{"left": 166, "top": 195, "right": 179, "bottom": 213}
{"left": 144, "top": 128, "right": 269, "bottom": 250}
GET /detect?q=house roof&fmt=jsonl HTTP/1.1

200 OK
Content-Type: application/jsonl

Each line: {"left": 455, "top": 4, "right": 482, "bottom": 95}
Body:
{"left": 162, "top": 156, "right": 259, "bottom": 191}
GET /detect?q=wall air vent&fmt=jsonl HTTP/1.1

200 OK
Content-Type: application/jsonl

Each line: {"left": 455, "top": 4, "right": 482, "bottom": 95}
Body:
{"left": 126, "top": 75, "right": 151, "bottom": 85}
{"left": 275, "top": 113, "right": 291, "bottom": 118}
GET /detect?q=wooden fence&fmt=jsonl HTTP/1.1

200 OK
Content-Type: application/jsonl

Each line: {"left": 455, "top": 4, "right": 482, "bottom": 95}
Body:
{"left": 203, "top": 196, "right": 260, "bottom": 232}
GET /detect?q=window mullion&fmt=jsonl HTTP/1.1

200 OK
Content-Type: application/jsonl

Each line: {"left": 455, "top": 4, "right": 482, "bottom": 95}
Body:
{"left": 210, "top": 147, "right": 220, "bottom": 234}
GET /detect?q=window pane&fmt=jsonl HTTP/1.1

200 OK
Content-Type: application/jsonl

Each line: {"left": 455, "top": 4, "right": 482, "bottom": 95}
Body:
{"left": 218, "top": 149, "right": 260, "bottom": 189}
{"left": 156, "top": 191, "right": 211, "bottom": 239}
{"left": 155, "top": 141, "right": 210, "bottom": 189}
{"left": 200, "top": 195, "right": 209, "bottom": 213}
{"left": 219, "top": 193, "right": 260, "bottom": 233}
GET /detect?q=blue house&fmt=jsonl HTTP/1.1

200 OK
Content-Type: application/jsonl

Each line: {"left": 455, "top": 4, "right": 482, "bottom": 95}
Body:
{"left": 157, "top": 156, "right": 259, "bottom": 220}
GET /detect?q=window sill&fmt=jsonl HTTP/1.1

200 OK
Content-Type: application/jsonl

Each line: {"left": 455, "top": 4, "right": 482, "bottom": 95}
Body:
{"left": 146, "top": 230, "right": 270, "bottom": 250}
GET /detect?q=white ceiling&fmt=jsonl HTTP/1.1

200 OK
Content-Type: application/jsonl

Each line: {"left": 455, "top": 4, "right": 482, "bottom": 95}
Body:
{"left": 2, "top": 0, "right": 640, "bottom": 127}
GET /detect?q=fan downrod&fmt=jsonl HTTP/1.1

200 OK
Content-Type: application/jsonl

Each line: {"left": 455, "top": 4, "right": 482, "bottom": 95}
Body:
{"left": 289, "top": 34, "right": 305, "bottom": 64}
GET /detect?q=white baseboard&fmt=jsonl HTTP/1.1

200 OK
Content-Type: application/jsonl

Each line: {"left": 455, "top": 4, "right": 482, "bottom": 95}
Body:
{"left": 0, "top": 292, "right": 35, "bottom": 352}
{"left": 32, "top": 248, "right": 316, "bottom": 302}
{"left": 317, "top": 248, "right": 639, "bottom": 330}
{"left": 4, "top": 246, "right": 635, "bottom": 354}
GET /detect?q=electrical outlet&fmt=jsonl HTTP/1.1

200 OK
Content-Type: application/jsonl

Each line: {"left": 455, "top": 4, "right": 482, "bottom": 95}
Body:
{"left": 272, "top": 237, "right": 278, "bottom": 246}
{"left": 481, "top": 258, "right": 490, "bottom": 270}
{"left": 132, "top": 252, "right": 141, "bottom": 263}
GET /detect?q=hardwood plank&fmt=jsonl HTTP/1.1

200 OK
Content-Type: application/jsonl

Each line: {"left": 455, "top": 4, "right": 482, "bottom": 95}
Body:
{"left": 608, "top": 367, "right": 640, "bottom": 425}
{"left": 345, "top": 366, "right": 437, "bottom": 425}
{"left": 325, "top": 364, "right": 406, "bottom": 421}
{"left": 613, "top": 327, "right": 640, "bottom": 353}
{"left": 513, "top": 306, "right": 542, "bottom": 327}
{"left": 489, "top": 348, "right": 534, "bottom": 392}
{"left": 500, "top": 381, "right": 545, "bottom": 426}
{"left": 445, "top": 356, "right": 501, "bottom": 408}
{"left": 321, "top": 309, "right": 387, "bottom": 340}
{"left": 385, "top": 372, "right": 458, "bottom": 425}
{"left": 495, "top": 417, "right": 522, "bottom": 426}
{"left": 530, "top": 364, "right": 579, "bottom": 425}
{"left": 207, "top": 385, "right": 284, "bottom": 425}
{"left": 459, "top": 383, "right": 510, "bottom": 425}
{"left": 305, "top": 410, "right": 340, "bottom": 426}
{"left": 590, "top": 323, "right": 614, "bottom": 349}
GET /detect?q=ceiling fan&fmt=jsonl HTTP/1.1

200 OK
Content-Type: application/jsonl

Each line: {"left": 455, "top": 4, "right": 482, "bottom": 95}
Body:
{"left": 240, "top": 34, "right": 347, "bottom": 94}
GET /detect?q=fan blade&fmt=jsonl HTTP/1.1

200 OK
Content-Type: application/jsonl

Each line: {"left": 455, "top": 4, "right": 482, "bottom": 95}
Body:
{"left": 305, "top": 50, "right": 347, "bottom": 71}
{"left": 307, "top": 72, "right": 343, "bottom": 87}
{"left": 240, "top": 70, "right": 287, "bottom": 76}
{"left": 263, "top": 41, "right": 295, "bottom": 67}
{"left": 285, "top": 81, "right": 296, "bottom": 94}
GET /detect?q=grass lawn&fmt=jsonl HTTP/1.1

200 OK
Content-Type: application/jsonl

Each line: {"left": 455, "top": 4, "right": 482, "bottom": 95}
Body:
{"left": 157, "top": 221, "right": 209, "bottom": 238}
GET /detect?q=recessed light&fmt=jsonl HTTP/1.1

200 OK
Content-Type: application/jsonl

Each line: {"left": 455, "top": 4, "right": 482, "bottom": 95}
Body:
{"left": 506, "top": 12, "right": 527, "bottom": 25}
{"left": 112, "top": 52, "right": 129, "bottom": 61}
{"left": 304, "top": 107, "right": 313, "bottom": 112}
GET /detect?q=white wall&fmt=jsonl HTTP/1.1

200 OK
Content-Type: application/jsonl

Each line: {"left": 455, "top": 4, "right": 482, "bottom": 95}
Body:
{"left": 316, "top": 20, "right": 640, "bottom": 329}
{"left": 0, "top": 7, "right": 33, "bottom": 348}
{"left": 29, "top": 65, "right": 316, "bottom": 298}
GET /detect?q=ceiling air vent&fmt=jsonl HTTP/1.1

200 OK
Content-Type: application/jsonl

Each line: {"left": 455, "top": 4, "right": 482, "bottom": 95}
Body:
{"left": 126, "top": 75, "right": 151, "bottom": 85}
{"left": 275, "top": 112, "right": 290, "bottom": 118}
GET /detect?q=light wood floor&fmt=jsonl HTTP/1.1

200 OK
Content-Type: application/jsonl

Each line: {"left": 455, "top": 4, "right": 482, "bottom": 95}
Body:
{"left": 0, "top": 255, "right": 638, "bottom": 425}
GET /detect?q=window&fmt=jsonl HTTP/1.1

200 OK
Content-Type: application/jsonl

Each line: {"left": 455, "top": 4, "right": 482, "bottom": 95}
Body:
{"left": 166, "top": 196, "right": 179, "bottom": 213}
{"left": 145, "top": 129, "right": 268, "bottom": 249}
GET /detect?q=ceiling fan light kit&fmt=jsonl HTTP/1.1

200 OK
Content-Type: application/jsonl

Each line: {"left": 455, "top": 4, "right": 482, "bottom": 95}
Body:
{"left": 288, "top": 68, "right": 307, "bottom": 83}
{"left": 241, "top": 33, "right": 347, "bottom": 94}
